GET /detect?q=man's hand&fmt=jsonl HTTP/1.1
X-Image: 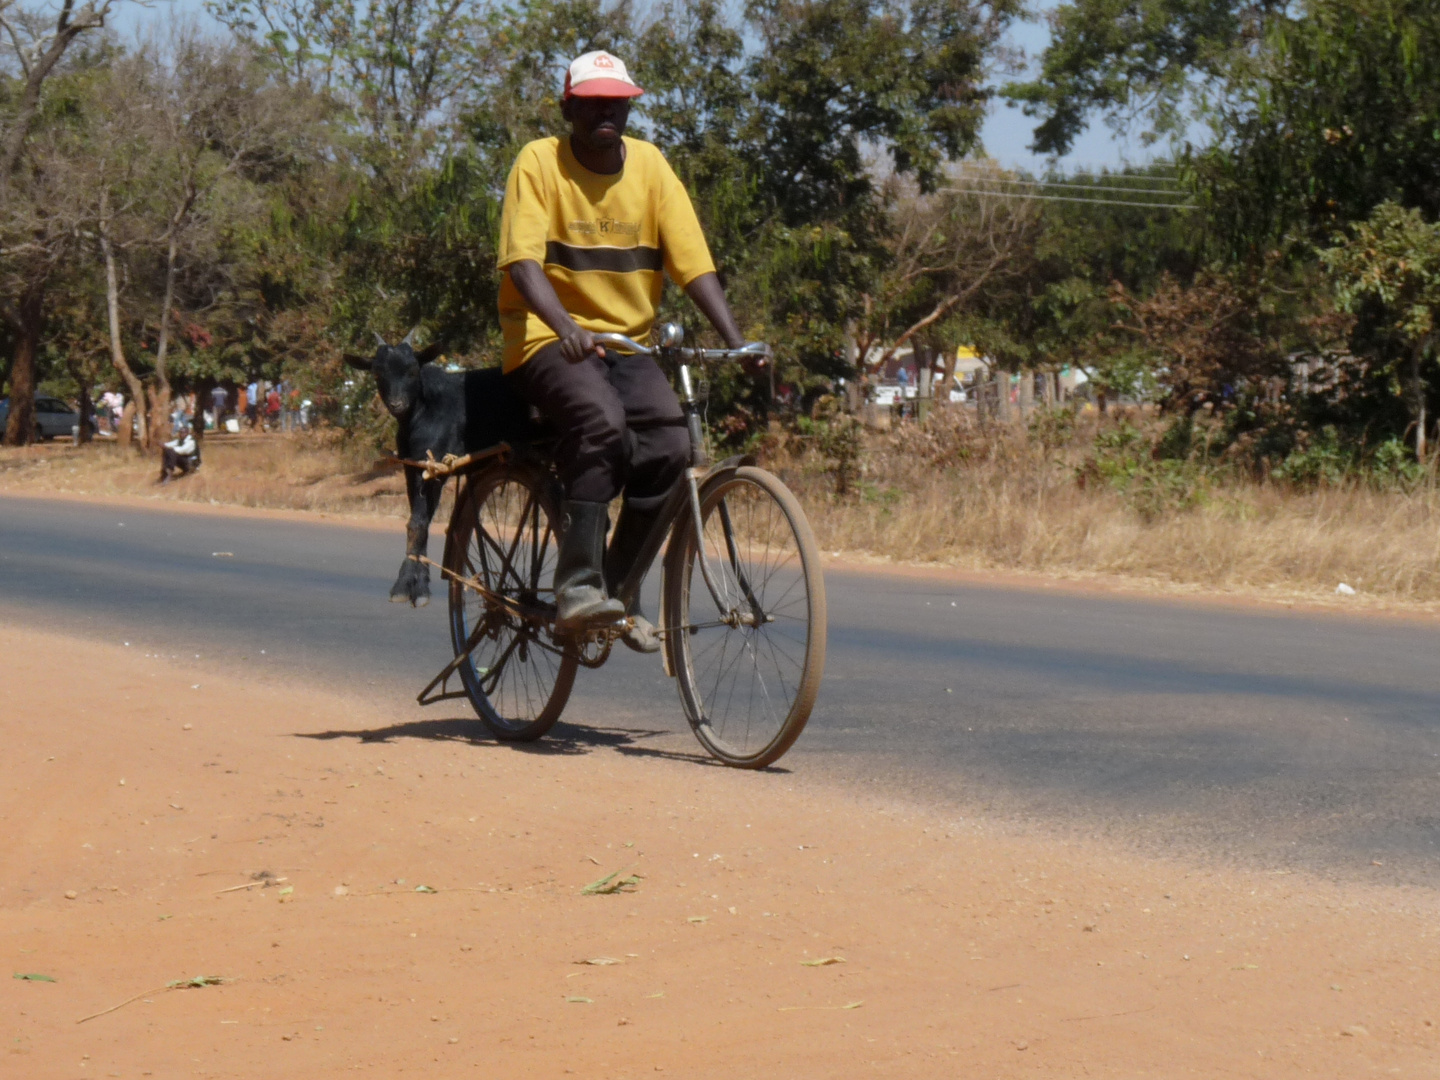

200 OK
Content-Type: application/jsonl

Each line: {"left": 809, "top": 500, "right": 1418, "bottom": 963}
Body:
{"left": 558, "top": 325, "right": 599, "bottom": 364}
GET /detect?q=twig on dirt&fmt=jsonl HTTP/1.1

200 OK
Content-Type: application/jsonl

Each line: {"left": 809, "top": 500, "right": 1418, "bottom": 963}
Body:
{"left": 777, "top": 1001, "right": 865, "bottom": 1012}
{"left": 1059, "top": 1005, "right": 1156, "bottom": 1023}
{"left": 77, "top": 976, "right": 233, "bottom": 1024}
{"left": 215, "top": 875, "right": 286, "bottom": 894}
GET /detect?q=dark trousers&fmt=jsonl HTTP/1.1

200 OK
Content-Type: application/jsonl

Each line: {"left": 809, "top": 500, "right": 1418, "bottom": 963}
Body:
{"left": 505, "top": 341, "right": 689, "bottom": 509}
{"left": 160, "top": 446, "right": 194, "bottom": 478}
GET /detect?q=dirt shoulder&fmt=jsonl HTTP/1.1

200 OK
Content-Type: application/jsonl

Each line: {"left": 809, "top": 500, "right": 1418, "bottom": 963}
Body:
{"left": 3, "top": 622, "right": 1438, "bottom": 1077}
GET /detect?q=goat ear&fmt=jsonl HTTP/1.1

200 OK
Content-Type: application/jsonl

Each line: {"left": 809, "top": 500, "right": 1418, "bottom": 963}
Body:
{"left": 342, "top": 353, "right": 373, "bottom": 372}
{"left": 415, "top": 341, "right": 444, "bottom": 364}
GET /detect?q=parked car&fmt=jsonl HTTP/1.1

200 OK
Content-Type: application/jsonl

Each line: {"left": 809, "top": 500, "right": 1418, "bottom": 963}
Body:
{"left": 0, "top": 396, "right": 81, "bottom": 441}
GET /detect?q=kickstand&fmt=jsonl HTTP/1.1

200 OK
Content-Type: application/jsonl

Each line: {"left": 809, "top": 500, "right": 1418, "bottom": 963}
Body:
{"left": 417, "top": 621, "right": 489, "bottom": 706}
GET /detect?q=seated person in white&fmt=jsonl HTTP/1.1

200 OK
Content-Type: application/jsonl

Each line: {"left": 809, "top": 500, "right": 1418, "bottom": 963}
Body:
{"left": 157, "top": 423, "right": 199, "bottom": 484}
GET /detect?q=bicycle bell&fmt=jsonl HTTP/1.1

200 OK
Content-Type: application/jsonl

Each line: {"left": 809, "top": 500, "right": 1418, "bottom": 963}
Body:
{"left": 657, "top": 322, "right": 685, "bottom": 349}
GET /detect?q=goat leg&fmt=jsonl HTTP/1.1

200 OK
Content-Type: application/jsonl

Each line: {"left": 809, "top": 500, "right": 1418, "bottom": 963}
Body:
{"left": 391, "top": 468, "right": 444, "bottom": 607}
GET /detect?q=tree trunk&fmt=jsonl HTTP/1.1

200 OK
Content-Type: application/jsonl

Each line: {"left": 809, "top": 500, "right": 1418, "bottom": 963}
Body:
{"left": 2, "top": 280, "right": 44, "bottom": 446}
{"left": 117, "top": 401, "right": 135, "bottom": 449}
{"left": 76, "top": 382, "right": 93, "bottom": 443}
{"left": 150, "top": 235, "right": 180, "bottom": 445}
{"left": 1413, "top": 350, "right": 1428, "bottom": 464}
{"left": 100, "top": 218, "right": 148, "bottom": 447}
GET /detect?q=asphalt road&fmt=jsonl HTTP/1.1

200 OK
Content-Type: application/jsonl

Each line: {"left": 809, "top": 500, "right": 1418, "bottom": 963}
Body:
{"left": 4, "top": 492, "right": 1440, "bottom": 883}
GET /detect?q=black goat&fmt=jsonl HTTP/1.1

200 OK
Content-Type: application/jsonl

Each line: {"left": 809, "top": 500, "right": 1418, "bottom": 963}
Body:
{"left": 344, "top": 334, "right": 537, "bottom": 607}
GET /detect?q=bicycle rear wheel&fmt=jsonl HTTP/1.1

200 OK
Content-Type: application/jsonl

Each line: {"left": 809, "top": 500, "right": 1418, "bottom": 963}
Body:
{"left": 664, "top": 466, "right": 826, "bottom": 768}
{"left": 444, "top": 463, "right": 577, "bottom": 741}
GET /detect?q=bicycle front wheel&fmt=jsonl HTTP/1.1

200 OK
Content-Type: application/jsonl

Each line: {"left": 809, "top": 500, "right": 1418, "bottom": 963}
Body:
{"left": 664, "top": 466, "right": 826, "bottom": 768}
{"left": 444, "top": 463, "right": 577, "bottom": 741}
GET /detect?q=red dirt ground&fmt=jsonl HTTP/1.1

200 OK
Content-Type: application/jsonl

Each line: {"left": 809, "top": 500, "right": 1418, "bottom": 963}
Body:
{"left": 4, "top": 621, "right": 1439, "bottom": 1078}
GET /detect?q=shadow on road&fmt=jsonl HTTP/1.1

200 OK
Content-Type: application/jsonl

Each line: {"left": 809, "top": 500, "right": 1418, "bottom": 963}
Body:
{"left": 293, "top": 716, "right": 730, "bottom": 767}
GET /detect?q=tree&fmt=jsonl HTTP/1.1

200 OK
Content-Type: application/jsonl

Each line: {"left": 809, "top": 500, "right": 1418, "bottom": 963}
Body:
{"left": 1, "top": 0, "right": 123, "bottom": 445}
{"left": 1196, "top": 0, "right": 1440, "bottom": 257}
{"left": 0, "top": 0, "right": 122, "bottom": 176}
{"left": 129, "top": 32, "right": 319, "bottom": 440}
{"left": 858, "top": 166, "right": 1040, "bottom": 378}
{"left": 1108, "top": 269, "right": 1284, "bottom": 412}
{"left": 1321, "top": 202, "right": 1440, "bottom": 459}
{"left": 1003, "top": 0, "right": 1266, "bottom": 157}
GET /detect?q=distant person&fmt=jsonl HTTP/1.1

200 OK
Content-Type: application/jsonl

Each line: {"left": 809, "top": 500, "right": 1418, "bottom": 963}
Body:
{"left": 101, "top": 390, "right": 124, "bottom": 434}
{"left": 266, "top": 386, "right": 282, "bottom": 430}
{"left": 245, "top": 381, "right": 259, "bottom": 429}
{"left": 283, "top": 381, "right": 301, "bottom": 432}
{"left": 210, "top": 384, "right": 228, "bottom": 428}
{"left": 156, "top": 422, "right": 199, "bottom": 484}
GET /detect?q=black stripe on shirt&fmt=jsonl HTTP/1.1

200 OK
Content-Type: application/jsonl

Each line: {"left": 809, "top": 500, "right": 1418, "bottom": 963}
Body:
{"left": 544, "top": 241, "right": 663, "bottom": 274}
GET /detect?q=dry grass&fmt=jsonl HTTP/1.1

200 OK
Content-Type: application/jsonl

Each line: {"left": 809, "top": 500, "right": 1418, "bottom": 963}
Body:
{"left": 0, "top": 432, "right": 432, "bottom": 520}
{"left": 767, "top": 410, "right": 1440, "bottom": 608}
{"left": 7, "top": 418, "right": 1440, "bottom": 610}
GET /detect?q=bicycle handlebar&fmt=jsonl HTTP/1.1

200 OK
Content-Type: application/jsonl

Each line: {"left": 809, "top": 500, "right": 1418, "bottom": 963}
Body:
{"left": 592, "top": 332, "right": 772, "bottom": 364}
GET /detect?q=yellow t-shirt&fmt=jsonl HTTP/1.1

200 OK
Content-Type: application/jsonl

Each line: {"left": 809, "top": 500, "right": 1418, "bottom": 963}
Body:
{"left": 496, "top": 136, "right": 717, "bottom": 372}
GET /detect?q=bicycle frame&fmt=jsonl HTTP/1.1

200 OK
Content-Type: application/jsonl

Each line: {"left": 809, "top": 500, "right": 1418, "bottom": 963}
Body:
{"left": 593, "top": 330, "right": 771, "bottom": 637}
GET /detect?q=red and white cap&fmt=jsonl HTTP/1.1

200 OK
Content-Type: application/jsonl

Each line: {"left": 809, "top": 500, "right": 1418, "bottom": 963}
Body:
{"left": 563, "top": 50, "right": 644, "bottom": 99}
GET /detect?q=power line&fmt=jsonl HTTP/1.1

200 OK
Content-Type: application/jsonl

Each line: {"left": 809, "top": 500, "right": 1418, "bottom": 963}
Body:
{"left": 945, "top": 186, "right": 1197, "bottom": 210}
{"left": 964, "top": 169, "right": 1188, "bottom": 188}
{"left": 953, "top": 173, "right": 1189, "bottom": 198}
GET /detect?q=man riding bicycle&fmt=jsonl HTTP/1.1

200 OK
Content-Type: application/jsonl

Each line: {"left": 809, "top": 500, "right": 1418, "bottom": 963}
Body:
{"left": 498, "top": 50, "right": 750, "bottom": 652}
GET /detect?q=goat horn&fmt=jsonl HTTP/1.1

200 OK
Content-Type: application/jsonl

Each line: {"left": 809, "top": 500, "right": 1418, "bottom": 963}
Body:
{"left": 402, "top": 326, "right": 420, "bottom": 347}
{"left": 373, "top": 331, "right": 388, "bottom": 348}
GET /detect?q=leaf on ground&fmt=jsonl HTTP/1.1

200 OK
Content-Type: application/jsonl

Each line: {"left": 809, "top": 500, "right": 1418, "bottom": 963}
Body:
{"left": 168, "top": 975, "right": 226, "bottom": 990}
{"left": 566, "top": 996, "right": 593, "bottom": 1004}
{"left": 580, "top": 871, "right": 641, "bottom": 896}
{"left": 414, "top": 885, "right": 438, "bottom": 894}
{"left": 14, "top": 973, "right": 56, "bottom": 982}
{"left": 801, "top": 956, "right": 845, "bottom": 966}
{"left": 687, "top": 916, "right": 708, "bottom": 924}
{"left": 575, "top": 957, "right": 621, "bottom": 966}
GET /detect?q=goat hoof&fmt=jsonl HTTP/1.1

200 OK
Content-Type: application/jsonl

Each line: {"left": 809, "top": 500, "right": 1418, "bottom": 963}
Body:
{"left": 412, "top": 595, "right": 430, "bottom": 608}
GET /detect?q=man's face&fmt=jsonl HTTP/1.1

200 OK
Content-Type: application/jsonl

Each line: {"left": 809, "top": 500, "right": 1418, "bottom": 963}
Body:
{"left": 563, "top": 95, "right": 631, "bottom": 152}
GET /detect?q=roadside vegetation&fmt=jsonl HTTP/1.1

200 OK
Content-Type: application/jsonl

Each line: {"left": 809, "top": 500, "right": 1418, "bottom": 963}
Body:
{"left": 3, "top": 0, "right": 1440, "bottom": 603}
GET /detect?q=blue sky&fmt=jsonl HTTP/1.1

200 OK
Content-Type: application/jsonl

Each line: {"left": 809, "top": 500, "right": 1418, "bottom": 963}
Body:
{"left": 112, "top": 0, "right": 1147, "bottom": 173}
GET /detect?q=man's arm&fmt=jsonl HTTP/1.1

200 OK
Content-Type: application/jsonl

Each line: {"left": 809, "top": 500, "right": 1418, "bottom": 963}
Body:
{"left": 684, "top": 273, "right": 745, "bottom": 350}
{"left": 507, "top": 260, "right": 599, "bottom": 363}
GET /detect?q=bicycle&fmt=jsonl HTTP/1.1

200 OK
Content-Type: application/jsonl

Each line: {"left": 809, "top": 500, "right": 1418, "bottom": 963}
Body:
{"left": 413, "top": 325, "right": 826, "bottom": 769}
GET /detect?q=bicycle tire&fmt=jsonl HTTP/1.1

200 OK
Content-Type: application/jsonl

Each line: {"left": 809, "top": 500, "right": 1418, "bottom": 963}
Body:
{"left": 443, "top": 463, "right": 577, "bottom": 741}
{"left": 664, "top": 466, "right": 826, "bottom": 768}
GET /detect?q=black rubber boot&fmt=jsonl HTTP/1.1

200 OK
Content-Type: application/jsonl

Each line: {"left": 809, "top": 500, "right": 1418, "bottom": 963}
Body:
{"left": 605, "top": 500, "right": 664, "bottom": 654}
{"left": 554, "top": 500, "right": 625, "bottom": 633}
